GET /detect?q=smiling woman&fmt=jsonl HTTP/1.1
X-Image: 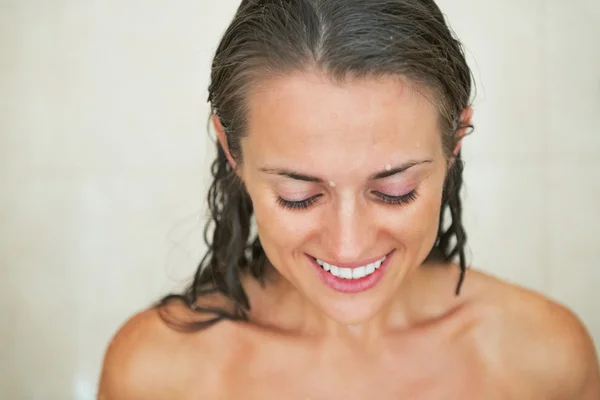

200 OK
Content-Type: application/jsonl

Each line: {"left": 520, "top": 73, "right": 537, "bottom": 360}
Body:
{"left": 227, "top": 73, "right": 464, "bottom": 326}
{"left": 98, "top": 0, "right": 600, "bottom": 399}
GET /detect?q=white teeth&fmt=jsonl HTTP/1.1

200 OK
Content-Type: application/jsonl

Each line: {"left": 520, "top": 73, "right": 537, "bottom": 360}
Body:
{"left": 340, "top": 268, "right": 352, "bottom": 279}
{"left": 352, "top": 266, "right": 366, "bottom": 279}
{"left": 330, "top": 265, "right": 339, "bottom": 277}
{"left": 315, "top": 255, "right": 387, "bottom": 280}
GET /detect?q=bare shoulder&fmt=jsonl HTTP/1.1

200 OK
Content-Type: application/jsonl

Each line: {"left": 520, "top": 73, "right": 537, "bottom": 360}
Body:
{"left": 98, "top": 302, "right": 235, "bottom": 400}
{"left": 464, "top": 269, "right": 600, "bottom": 399}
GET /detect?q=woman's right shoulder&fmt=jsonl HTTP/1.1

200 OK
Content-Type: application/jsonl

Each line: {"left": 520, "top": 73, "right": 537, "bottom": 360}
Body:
{"left": 98, "top": 305, "right": 235, "bottom": 399}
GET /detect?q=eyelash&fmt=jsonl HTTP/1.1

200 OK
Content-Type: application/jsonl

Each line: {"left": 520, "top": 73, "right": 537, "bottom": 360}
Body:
{"left": 276, "top": 195, "right": 322, "bottom": 210}
{"left": 276, "top": 190, "right": 418, "bottom": 210}
{"left": 372, "top": 190, "right": 418, "bottom": 205}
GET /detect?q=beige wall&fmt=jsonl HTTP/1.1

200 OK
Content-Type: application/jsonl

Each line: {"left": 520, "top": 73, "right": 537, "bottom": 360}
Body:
{"left": 1, "top": 1, "right": 598, "bottom": 398}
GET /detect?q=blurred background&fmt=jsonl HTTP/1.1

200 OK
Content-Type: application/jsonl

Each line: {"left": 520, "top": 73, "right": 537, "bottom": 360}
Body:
{"left": 1, "top": 0, "right": 599, "bottom": 398}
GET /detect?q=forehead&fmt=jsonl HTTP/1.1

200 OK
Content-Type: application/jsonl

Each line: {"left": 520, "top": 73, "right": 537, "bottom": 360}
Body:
{"left": 243, "top": 72, "right": 442, "bottom": 169}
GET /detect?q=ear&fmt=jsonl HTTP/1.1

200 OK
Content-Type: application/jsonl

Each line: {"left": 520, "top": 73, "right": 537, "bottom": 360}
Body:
{"left": 212, "top": 114, "right": 237, "bottom": 170}
{"left": 452, "top": 107, "right": 473, "bottom": 158}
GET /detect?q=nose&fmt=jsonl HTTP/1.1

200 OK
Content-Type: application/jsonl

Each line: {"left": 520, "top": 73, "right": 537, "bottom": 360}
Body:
{"left": 321, "top": 198, "right": 376, "bottom": 263}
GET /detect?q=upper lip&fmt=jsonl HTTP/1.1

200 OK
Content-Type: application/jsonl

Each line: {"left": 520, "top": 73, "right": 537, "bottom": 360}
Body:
{"left": 309, "top": 250, "right": 392, "bottom": 269}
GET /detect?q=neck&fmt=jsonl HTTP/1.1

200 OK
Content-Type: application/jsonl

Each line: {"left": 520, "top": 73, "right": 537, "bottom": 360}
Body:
{"left": 244, "top": 261, "right": 444, "bottom": 346}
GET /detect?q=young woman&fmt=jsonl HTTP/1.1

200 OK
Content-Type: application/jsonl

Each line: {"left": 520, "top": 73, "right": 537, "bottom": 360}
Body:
{"left": 99, "top": 0, "right": 600, "bottom": 398}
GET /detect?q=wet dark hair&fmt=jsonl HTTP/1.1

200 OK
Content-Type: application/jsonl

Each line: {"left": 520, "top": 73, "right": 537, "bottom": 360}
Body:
{"left": 159, "top": 0, "right": 474, "bottom": 329}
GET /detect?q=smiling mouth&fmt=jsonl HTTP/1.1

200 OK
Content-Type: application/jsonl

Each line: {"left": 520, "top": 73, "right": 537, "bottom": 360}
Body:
{"left": 313, "top": 255, "right": 387, "bottom": 280}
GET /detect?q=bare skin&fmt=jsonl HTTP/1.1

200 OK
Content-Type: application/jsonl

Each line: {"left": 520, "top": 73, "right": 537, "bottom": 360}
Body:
{"left": 99, "top": 73, "right": 600, "bottom": 398}
{"left": 99, "top": 265, "right": 600, "bottom": 399}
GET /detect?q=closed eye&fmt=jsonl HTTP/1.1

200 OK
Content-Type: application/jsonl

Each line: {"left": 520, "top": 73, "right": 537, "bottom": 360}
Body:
{"left": 372, "top": 190, "right": 418, "bottom": 205}
{"left": 276, "top": 194, "right": 323, "bottom": 210}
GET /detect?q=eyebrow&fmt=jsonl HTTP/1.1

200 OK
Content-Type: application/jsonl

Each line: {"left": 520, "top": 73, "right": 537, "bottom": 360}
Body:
{"left": 258, "top": 159, "right": 433, "bottom": 183}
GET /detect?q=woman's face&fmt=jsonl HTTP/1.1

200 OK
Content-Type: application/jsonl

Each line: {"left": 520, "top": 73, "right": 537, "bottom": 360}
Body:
{"left": 236, "top": 72, "right": 449, "bottom": 325}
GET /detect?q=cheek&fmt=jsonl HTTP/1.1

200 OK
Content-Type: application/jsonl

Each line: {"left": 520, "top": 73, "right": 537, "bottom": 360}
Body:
{"left": 250, "top": 189, "right": 317, "bottom": 257}
{"left": 410, "top": 179, "right": 445, "bottom": 249}
{"left": 377, "top": 176, "right": 444, "bottom": 246}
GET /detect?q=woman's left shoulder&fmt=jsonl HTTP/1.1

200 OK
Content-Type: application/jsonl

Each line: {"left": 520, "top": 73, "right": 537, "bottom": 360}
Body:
{"left": 464, "top": 269, "right": 600, "bottom": 399}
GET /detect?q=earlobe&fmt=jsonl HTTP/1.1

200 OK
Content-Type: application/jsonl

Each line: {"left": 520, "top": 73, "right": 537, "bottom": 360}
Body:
{"left": 448, "top": 107, "right": 473, "bottom": 167}
{"left": 452, "top": 141, "right": 462, "bottom": 158}
{"left": 211, "top": 114, "right": 238, "bottom": 170}
{"left": 452, "top": 107, "right": 473, "bottom": 157}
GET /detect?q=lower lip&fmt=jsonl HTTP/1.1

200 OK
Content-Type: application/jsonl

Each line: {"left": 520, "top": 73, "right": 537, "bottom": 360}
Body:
{"left": 307, "top": 251, "right": 394, "bottom": 294}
